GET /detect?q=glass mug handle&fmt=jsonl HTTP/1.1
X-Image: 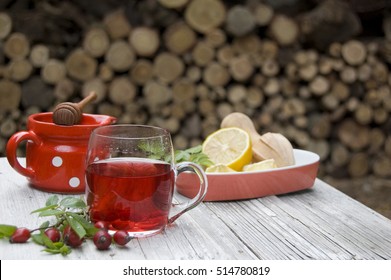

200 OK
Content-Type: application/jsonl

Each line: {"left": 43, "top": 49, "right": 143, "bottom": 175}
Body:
{"left": 168, "top": 162, "right": 208, "bottom": 224}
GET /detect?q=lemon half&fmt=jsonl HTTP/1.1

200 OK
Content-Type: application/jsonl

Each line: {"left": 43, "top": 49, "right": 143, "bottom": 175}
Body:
{"left": 243, "top": 159, "right": 277, "bottom": 172}
{"left": 202, "top": 127, "right": 252, "bottom": 171}
{"left": 205, "top": 164, "right": 237, "bottom": 173}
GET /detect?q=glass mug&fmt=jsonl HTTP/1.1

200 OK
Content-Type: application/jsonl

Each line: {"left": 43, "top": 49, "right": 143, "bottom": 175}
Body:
{"left": 85, "top": 125, "right": 208, "bottom": 237}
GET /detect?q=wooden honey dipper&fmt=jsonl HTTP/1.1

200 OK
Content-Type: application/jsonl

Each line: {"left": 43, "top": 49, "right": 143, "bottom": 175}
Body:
{"left": 53, "top": 92, "right": 97, "bottom": 125}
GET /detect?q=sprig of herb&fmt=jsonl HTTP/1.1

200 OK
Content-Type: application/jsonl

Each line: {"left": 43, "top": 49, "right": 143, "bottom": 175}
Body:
{"left": 175, "top": 145, "right": 214, "bottom": 168}
{"left": 138, "top": 141, "right": 167, "bottom": 160}
{"left": 30, "top": 195, "right": 97, "bottom": 238}
{"left": 0, "top": 195, "right": 99, "bottom": 255}
{"left": 138, "top": 141, "right": 214, "bottom": 169}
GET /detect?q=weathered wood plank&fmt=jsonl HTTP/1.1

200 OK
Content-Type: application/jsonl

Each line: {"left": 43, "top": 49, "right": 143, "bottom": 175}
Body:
{"left": 1, "top": 158, "right": 391, "bottom": 260}
{"left": 206, "top": 181, "right": 391, "bottom": 260}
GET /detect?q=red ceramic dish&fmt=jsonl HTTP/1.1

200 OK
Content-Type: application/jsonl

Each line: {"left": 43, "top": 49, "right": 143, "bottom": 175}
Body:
{"left": 176, "top": 149, "right": 319, "bottom": 201}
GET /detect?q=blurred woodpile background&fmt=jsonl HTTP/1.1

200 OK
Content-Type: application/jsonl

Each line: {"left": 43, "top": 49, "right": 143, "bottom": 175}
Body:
{"left": 1, "top": 0, "right": 391, "bottom": 217}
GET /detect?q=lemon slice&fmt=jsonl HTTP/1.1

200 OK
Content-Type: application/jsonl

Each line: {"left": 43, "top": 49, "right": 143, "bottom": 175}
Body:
{"left": 205, "top": 164, "right": 237, "bottom": 173}
{"left": 202, "top": 127, "right": 252, "bottom": 171}
{"left": 243, "top": 159, "right": 277, "bottom": 172}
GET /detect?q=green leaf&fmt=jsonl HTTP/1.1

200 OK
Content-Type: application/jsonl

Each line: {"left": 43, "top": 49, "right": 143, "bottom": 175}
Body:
{"left": 46, "top": 195, "right": 59, "bottom": 206}
{"left": 32, "top": 231, "right": 56, "bottom": 249}
{"left": 37, "top": 228, "right": 56, "bottom": 248}
{"left": 42, "top": 242, "right": 72, "bottom": 256}
{"left": 31, "top": 234, "right": 45, "bottom": 246}
{"left": 42, "top": 245, "right": 72, "bottom": 256}
{"left": 186, "top": 145, "right": 202, "bottom": 154}
{"left": 39, "top": 221, "right": 50, "bottom": 229}
{"left": 60, "top": 197, "right": 86, "bottom": 209}
{"left": 53, "top": 242, "right": 64, "bottom": 249}
{"left": 38, "top": 209, "right": 65, "bottom": 217}
{"left": 85, "top": 226, "right": 99, "bottom": 237}
{"left": 139, "top": 142, "right": 166, "bottom": 160}
{"left": 31, "top": 204, "right": 58, "bottom": 214}
{"left": 42, "top": 242, "right": 71, "bottom": 256}
{"left": 175, "top": 145, "right": 213, "bottom": 168}
{"left": 190, "top": 153, "right": 214, "bottom": 167}
{"left": 42, "top": 248, "right": 62, "bottom": 254}
{"left": 66, "top": 216, "right": 86, "bottom": 239}
{"left": 40, "top": 231, "right": 56, "bottom": 249}
{"left": 175, "top": 150, "right": 190, "bottom": 162}
{"left": 67, "top": 212, "right": 98, "bottom": 237}
{"left": 0, "top": 224, "right": 17, "bottom": 237}
{"left": 59, "top": 244, "right": 72, "bottom": 256}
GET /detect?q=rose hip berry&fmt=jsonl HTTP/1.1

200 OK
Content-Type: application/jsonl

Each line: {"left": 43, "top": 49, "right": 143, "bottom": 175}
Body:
{"left": 113, "top": 230, "right": 132, "bottom": 246}
{"left": 9, "top": 227, "right": 31, "bottom": 243}
{"left": 44, "top": 228, "right": 61, "bottom": 242}
{"left": 94, "top": 221, "right": 109, "bottom": 230}
{"left": 93, "top": 229, "right": 112, "bottom": 250}
{"left": 63, "top": 226, "right": 83, "bottom": 248}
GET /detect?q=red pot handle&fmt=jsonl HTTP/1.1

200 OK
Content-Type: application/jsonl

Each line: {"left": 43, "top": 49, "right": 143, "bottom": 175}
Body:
{"left": 6, "top": 131, "right": 41, "bottom": 178}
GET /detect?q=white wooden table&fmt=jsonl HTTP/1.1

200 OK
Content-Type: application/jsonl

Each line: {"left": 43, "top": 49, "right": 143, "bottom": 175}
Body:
{"left": 1, "top": 157, "right": 391, "bottom": 260}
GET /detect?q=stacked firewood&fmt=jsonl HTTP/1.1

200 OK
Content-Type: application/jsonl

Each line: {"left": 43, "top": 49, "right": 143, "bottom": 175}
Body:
{"left": 1, "top": 0, "right": 391, "bottom": 180}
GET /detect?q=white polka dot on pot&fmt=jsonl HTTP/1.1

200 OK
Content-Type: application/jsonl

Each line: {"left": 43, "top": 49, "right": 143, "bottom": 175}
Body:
{"left": 69, "top": 177, "right": 80, "bottom": 188}
{"left": 52, "top": 156, "right": 63, "bottom": 167}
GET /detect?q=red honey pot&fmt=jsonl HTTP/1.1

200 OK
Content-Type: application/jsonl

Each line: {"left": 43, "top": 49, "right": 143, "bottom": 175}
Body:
{"left": 6, "top": 112, "right": 116, "bottom": 193}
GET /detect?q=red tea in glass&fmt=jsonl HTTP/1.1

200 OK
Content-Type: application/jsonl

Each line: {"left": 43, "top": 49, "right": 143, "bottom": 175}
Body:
{"left": 86, "top": 158, "right": 175, "bottom": 236}
{"left": 85, "top": 125, "right": 207, "bottom": 238}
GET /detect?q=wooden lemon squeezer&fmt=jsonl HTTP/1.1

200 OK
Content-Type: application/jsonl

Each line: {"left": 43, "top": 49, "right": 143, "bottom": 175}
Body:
{"left": 52, "top": 92, "right": 97, "bottom": 125}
